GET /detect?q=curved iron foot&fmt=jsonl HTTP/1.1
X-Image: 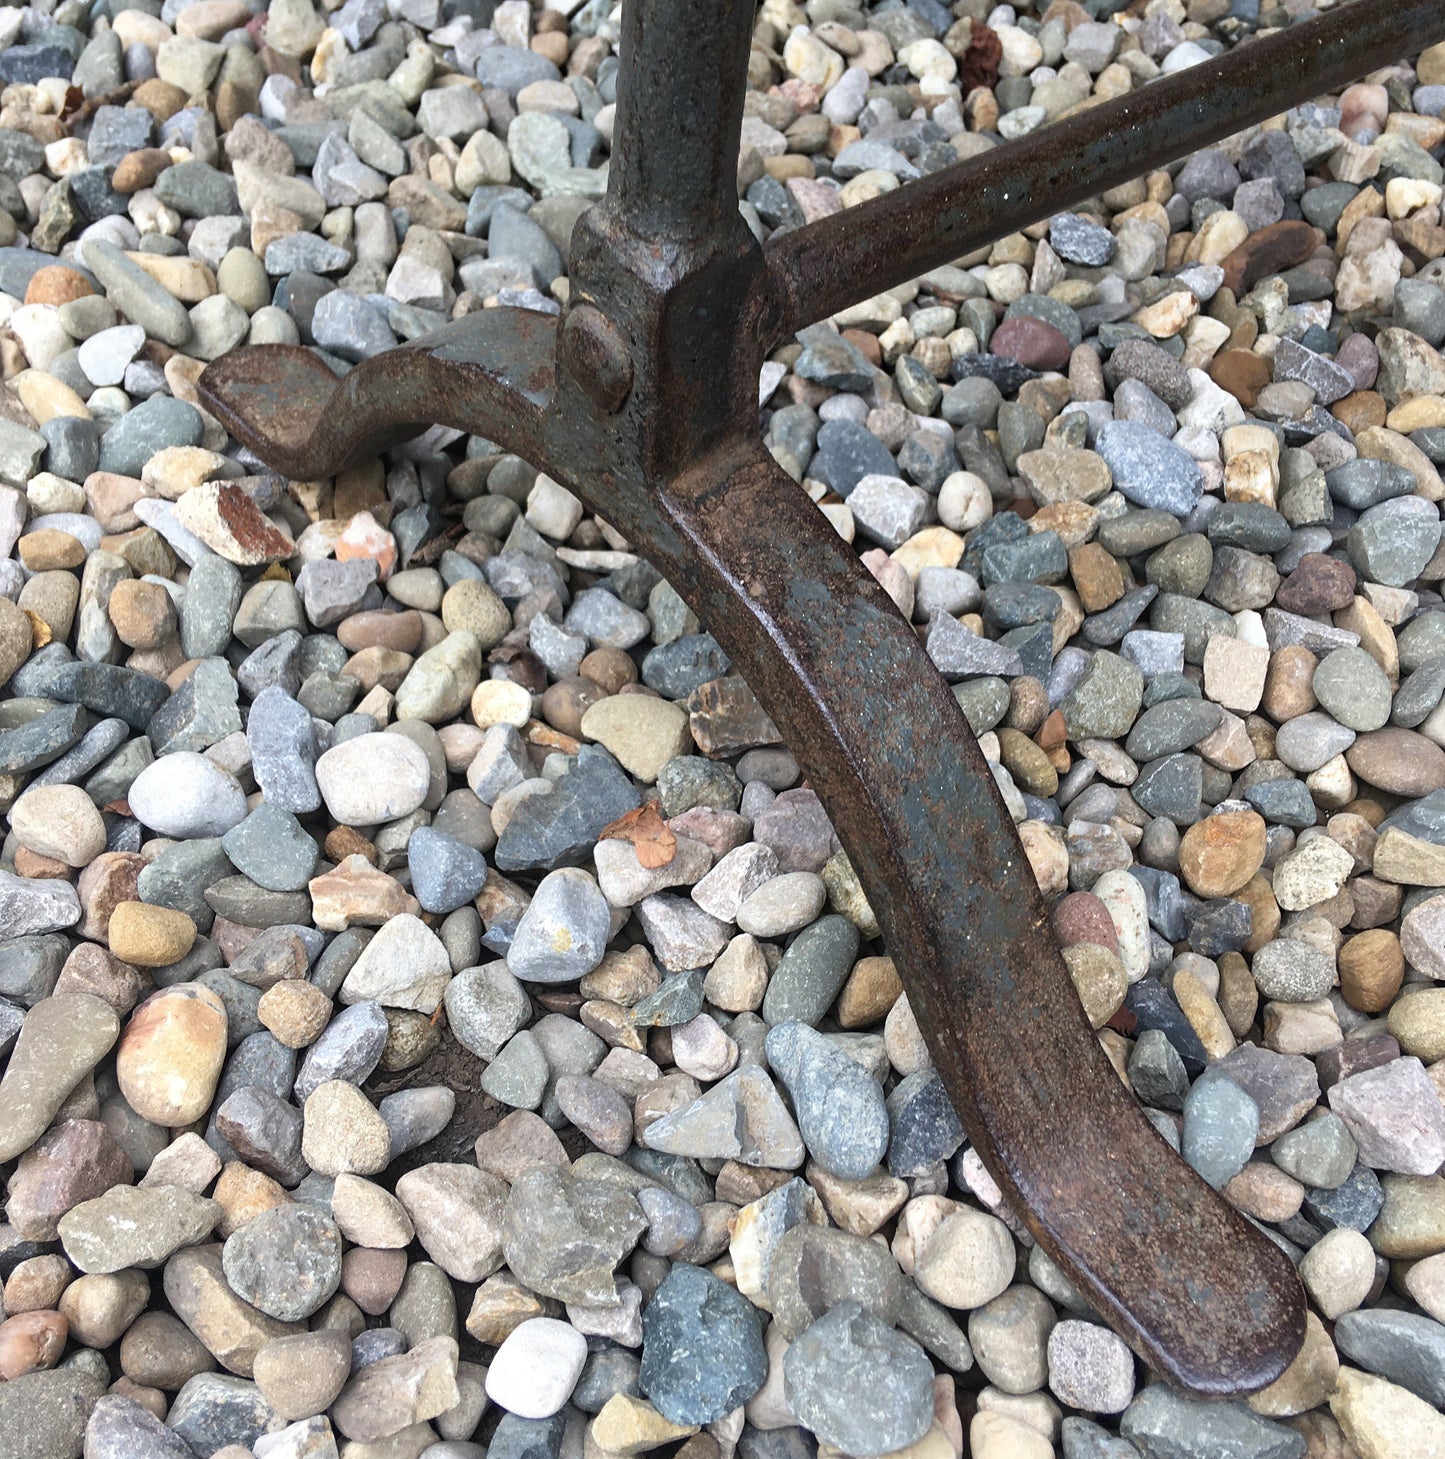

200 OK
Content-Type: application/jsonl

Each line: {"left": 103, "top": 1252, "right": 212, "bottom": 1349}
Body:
{"left": 200, "top": 330, "right": 1306, "bottom": 1395}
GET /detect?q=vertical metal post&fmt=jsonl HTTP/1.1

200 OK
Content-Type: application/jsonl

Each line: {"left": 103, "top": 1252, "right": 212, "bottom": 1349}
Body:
{"left": 600, "top": 0, "right": 757, "bottom": 248}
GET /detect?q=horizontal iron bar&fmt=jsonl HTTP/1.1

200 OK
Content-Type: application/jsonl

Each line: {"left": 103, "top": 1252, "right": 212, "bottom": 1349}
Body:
{"left": 763, "top": 0, "right": 1445, "bottom": 337}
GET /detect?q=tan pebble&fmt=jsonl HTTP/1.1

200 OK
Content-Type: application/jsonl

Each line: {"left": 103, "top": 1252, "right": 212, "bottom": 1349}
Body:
{"left": 1224, "top": 1162, "right": 1304, "bottom": 1223}
{"left": 8, "top": 783, "right": 106, "bottom": 867}
{"left": 308, "top": 855, "right": 420, "bottom": 931}
{"left": 17, "top": 528, "right": 86, "bottom": 571}
{"left": 111, "top": 147, "right": 173, "bottom": 193}
{"left": 836, "top": 955, "right": 902, "bottom": 1029}
{"left": 1261, "top": 645, "right": 1318, "bottom": 721}
{"left": 465, "top": 1274, "right": 551, "bottom": 1345}
{"left": 1247, "top": 1311, "right": 1338, "bottom": 1418}
{"left": 1339, "top": 929, "right": 1404, "bottom": 1013}
{"left": 2, "top": 1255, "right": 72, "bottom": 1314}
{"left": 996, "top": 726, "right": 1057, "bottom": 797}
{"left": 107, "top": 901, "right": 197, "bottom": 968}
{"left": 471, "top": 678, "right": 533, "bottom": 730}
{"left": 1331, "top": 1365, "right": 1445, "bottom": 1459}
{"left": 1172, "top": 967, "right": 1236, "bottom": 1059}
{"left": 116, "top": 982, "right": 227, "bottom": 1126}
{"left": 253, "top": 1327, "right": 354, "bottom": 1421}
{"left": 1235, "top": 874, "right": 1281, "bottom": 955}
{"left": 13, "top": 369, "right": 90, "bottom": 424}
{"left": 1204, "top": 636, "right": 1270, "bottom": 715}
{"left": 592, "top": 1394, "right": 698, "bottom": 1454}
{"left": 212, "top": 1163, "right": 291, "bottom": 1240}
{"left": 58, "top": 1269, "right": 149, "bottom": 1347}
{"left": 1062, "top": 942, "right": 1128, "bottom": 1029}
{"left": 162, "top": 1244, "right": 300, "bottom": 1378}
{"left": 1388, "top": 988, "right": 1445, "bottom": 1062}
{"left": 83, "top": 471, "right": 147, "bottom": 532}
{"left": 107, "top": 578, "right": 178, "bottom": 650}
{"left": 140, "top": 446, "right": 230, "bottom": 500}
{"left": 1132, "top": 289, "right": 1198, "bottom": 338}
{"left": 258, "top": 981, "right": 334, "bottom": 1048}
{"left": 301, "top": 1080, "right": 392, "bottom": 1177}
{"left": 1217, "top": 951, "right": 1259, "bottom": 1038}
{"left": 0, "top": 595, "right": 34, "bottom": 687}
{"left": 124, "top": 252, "right": 216, "bottom": 303}
{"left": 441, "top": 577, "right": 511, "bottom": 651}
{"left": 579, "top": 694, "right": 693, "bottom": 783}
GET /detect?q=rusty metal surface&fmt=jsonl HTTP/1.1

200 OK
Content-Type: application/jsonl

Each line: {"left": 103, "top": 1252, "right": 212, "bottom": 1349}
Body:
{"left": 200, "top": 0, "right": 1445, "bottom": 1398}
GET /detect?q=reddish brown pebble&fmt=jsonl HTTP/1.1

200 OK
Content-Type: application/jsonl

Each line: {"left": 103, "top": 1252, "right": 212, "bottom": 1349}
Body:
{"left": 1316, "top": 1034, "right": 1399, "bottom": 1089}
{"left": 1275, "top": 554, "right": 1356, "bottom": 616}
{"left": 0, "top": 1310, "right": 68, "bottom": 1379}
{"left": 1218, "top": 220, "right": 1321, "bottom": 294}
{"left": 324, "top": 826, "right": 378, "bottom": 865}
{"left": 6, "top": 1118, "right": 134, "bottom": 1242}
{"left": 1178, "top": 810, "right": 1268, "bottom": 898}
{"left": 1208, "top": 349, "right": 1272, "bottom": 408}
{"left": 989, "top": 316, "right": 1072, "bottom": 371}
{"left": 76, "top": 851, "right": 146, "bottom": 941}
{"left": 1068, "top": 542, "right": 1126, "bottom": 613}
{"left": 1052, "top": 890, "right": 1120, "bottom": 956}
{"left": 580, "top": 646, "right": 638, "bottom": 694}
{"left": 53, "top": 942, "right": 146, "bottom": 1017}
{"left": 541, "top": 676, "right": 608, "bottom": 738}
{"left": 14, "top": 847, "right": 71, "bottom": 879}
{"left": 1333, "top": 391, "right": 1388, "bottom": 434}
{"left": 1262, "top": 645, "right": 1318, "bottom": 723}
{"left": 843, "top": 327, "right": 882, "bottom": 368}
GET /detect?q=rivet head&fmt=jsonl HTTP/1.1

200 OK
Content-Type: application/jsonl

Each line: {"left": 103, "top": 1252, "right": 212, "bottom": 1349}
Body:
{"left": 560, "top": 303, "right": 633, "bottom": 414}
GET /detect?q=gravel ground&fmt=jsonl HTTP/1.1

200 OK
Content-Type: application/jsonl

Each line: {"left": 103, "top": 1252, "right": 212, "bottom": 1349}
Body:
{"left": 2, "top": 0, "right": 1445, "bottom": 1456}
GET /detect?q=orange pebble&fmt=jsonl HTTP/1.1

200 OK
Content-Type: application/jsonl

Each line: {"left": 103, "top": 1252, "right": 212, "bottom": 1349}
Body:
{"left": 334, "top": 510, "right": 397, "bottom": 582}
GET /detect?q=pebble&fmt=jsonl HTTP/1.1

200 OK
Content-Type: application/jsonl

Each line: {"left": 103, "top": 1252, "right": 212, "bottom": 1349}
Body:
{"left": 1181, "top": 1071, "right": 1259, "bottom": 1188}
{"left": 58, "top": 1184, "right": 220, "bottom": 1273}
{"left": 914, "top": 1208, "right": 1017, "bottom": 1310}
{"left": 116, "top": 983, "right": 227, "bottom": 1124}
{"left": 301, "top": 1080, "right": 392, "bottom": 1177}
{"left": 783, "top": 1301, "right": 935, "bottom": 1456}
{"left": 485, "top": 1317, "right": 587, "bottom": 1419}
{"left": 765, "top": 1020, "right": 889, "bottom": 1179}
{"left": 0, "top": 993, "right": 119, "bottom": 1162}
{"left": 315, "top": 732, "right": 431, "bottom": 824}
{"left": 1047, "top": 1321, "right": 1136, "bottom": 1415}
{"left": 222, "top": 1204, "right": 342, "bottom": 1321}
